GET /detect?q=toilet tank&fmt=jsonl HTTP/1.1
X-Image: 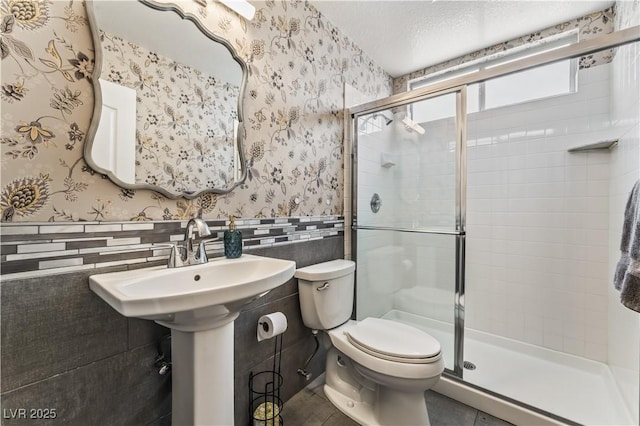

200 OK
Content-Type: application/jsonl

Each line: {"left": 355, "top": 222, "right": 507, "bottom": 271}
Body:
{"left": 295, "top": 259, "right": 356, "bottom": 330}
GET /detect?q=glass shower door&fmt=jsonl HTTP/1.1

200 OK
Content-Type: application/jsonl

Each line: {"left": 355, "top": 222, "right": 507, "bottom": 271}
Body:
{"left": 352, "top": 88, "right": 466, "bottom": 373}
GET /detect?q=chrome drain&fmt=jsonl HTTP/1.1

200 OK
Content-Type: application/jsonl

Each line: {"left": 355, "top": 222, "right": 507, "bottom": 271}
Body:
{"left": 463, "top": 361, "right": 476, "bottom": 370}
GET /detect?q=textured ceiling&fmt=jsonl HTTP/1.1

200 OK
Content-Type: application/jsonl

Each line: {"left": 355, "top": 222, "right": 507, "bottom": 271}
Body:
{"left": 312, "top": 0, "right": 615, "bottom": 77}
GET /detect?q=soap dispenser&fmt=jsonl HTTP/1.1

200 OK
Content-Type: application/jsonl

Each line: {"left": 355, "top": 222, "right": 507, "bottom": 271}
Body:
{"left": 224, "top": 215, "right": 242, "bottom": 258}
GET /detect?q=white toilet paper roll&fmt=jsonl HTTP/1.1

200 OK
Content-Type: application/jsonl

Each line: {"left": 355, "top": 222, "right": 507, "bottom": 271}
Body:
{"left": 257, "top": 312, "right": 288, "bottom": 342}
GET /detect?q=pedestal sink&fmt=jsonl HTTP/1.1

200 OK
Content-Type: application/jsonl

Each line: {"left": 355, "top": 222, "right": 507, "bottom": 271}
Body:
{"left": 89, "top": 254, "right": 296, "bottom": 425}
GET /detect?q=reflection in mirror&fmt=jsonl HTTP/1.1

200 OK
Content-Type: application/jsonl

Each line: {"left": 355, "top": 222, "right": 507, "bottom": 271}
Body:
{"left": 86, "top": 0, "right": 246, "bottom": 198}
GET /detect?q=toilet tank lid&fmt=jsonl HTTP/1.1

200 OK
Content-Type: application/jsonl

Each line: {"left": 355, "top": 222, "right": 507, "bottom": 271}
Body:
{"left": 295, "top": 259, "right": 355, "bottom": 281}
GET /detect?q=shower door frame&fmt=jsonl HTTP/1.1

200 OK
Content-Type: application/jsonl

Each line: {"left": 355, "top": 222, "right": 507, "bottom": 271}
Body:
{"left": 350, "top": 85, "right": 468, "bottom": 377}
{"left": 349, "top": 25, "right": 640, "bottom": 381}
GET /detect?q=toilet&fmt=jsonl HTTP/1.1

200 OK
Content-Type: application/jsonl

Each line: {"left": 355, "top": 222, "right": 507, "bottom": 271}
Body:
{"left": 295, "top": 259, "right": 444, "bottom": 426}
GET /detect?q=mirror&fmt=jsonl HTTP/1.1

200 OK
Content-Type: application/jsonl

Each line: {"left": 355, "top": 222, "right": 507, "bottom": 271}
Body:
{"left": 85, "top": 0, "right": 247, "bottom": 199}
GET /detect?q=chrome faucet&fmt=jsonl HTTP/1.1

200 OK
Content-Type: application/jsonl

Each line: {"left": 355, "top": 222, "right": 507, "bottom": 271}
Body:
{"left": 168, "top": 218, "right": 215, "bottom": 267}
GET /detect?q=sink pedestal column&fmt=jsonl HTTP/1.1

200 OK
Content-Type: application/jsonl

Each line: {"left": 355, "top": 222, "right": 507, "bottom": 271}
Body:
{"left": 171, "top": 321, "right": 235, "bottom": 425}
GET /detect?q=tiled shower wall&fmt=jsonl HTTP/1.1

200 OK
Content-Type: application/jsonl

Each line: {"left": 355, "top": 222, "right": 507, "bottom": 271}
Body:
{"left": 0, "top": 219, "right": 344, "bottom": 425}
{"left": 464, "top": 62, "right": 614, "bottom": 361}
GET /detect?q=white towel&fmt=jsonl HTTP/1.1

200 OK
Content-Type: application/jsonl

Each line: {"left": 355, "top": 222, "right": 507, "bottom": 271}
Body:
{"left": 614, "top": 179, "right": 640, "bottom": 313}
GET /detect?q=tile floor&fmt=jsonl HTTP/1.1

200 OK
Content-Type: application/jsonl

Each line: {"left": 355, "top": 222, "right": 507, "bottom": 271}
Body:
{"left": 281, "top": 376, "right": 513, "bottom": 426}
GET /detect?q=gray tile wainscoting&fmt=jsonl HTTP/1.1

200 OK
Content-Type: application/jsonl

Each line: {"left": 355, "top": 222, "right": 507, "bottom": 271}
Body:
{"left": 0, "top": 218, "right": 343, "bottom": 425}
{"left": 0, "top": 267, "right": 172, "bottom": 425}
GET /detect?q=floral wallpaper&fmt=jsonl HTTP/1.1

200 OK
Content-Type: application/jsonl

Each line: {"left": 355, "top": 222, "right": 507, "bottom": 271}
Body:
{"left": 100, "top": 29, "right": 239, "bottom": 193}
{"left": 392, "top": 6, "right": 616, "bottom": 94}
{"left": 0, "top": 0, "right": 392, "bottom": 222}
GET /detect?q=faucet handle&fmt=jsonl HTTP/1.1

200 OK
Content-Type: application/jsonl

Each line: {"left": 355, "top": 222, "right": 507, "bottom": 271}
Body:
{"left": 168, "top": 243, "right": 186, "bottom": 268}
{"left": 197, "top": 241, "right": 208, "bottom": 263}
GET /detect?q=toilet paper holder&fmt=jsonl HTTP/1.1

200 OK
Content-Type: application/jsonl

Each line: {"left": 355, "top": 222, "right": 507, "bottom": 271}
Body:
{"left": 257, "top": 312, "right": 288, "bottom": 342}
{"left": 249, "top": 323, "right": 284, "bottom": 426}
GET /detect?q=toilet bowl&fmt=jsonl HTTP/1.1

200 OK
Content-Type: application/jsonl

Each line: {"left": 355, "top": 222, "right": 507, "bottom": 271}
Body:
{"left": 295, "top": 259, "right": 444, "bottom": 426}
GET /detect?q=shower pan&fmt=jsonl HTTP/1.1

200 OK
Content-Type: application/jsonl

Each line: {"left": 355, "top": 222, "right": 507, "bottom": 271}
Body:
{"left": 349, "top": 27, "right": 640, "bottom": 426}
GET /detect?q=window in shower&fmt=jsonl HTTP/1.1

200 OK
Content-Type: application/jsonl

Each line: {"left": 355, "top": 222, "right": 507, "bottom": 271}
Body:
{"left": 410, "top": 30, "right": 578, "bottom": 114}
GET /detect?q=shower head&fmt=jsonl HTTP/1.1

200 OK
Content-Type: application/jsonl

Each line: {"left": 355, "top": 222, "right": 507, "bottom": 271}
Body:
{"left": 402, "top": 117, "right": 425, "bottom": 135}
{"left": 359, "top": 113, "right": 393, "bottom": 133}
{"left": 373, "top": 113, "right": 393, "bottom": 126}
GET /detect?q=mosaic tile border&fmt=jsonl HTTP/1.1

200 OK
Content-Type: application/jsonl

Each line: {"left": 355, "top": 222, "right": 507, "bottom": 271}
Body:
{"left": 0, "top": 216, "right": 344, "bottom": 280}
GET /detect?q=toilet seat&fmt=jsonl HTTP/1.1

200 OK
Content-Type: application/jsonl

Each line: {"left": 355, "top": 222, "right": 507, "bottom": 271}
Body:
{"left": 345, "top": 318, "right": 441, "bottom": 364}
{"left": 328, "top": 320, "right": 444, "bottom": 380}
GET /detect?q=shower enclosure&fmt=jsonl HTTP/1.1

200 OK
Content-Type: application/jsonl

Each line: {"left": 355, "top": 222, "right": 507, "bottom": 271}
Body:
{"left": 350, "top": 27, "right": 640, "bottom": 425}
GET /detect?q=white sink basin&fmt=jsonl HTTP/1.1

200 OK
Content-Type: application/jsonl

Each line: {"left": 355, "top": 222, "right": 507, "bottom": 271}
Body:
{"left": 90, "top": 253, "right": 296, "bottom": 425}
{"left": 89, "top": 254, "right": 295, "bottom": 328}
